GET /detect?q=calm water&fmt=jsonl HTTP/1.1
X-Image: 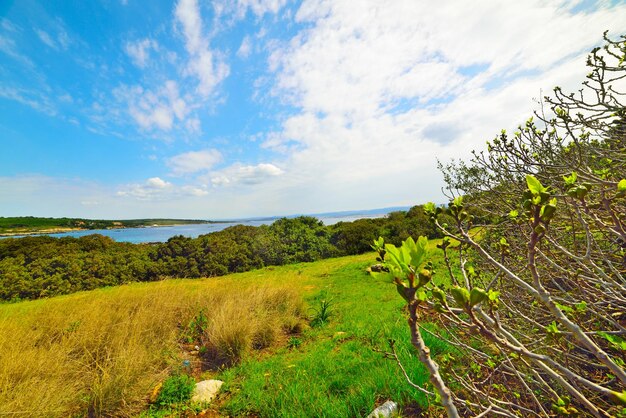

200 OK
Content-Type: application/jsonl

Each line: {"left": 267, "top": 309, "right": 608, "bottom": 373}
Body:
{"left": 2, "top": 213, "right": 386, "bottom": 243}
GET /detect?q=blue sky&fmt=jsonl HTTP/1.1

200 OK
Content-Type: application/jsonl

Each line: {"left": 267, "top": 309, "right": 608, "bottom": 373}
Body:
{"left": 1, "top": 0, "right": 625, "bottom": 219}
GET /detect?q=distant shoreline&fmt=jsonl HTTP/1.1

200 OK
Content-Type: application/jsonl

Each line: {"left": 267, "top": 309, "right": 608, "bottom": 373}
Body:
{"left": 0, "top": 227, "right": 84, "bottom": 237}
{"left": 0, "top": 222, "right": 214, "bottom": 238}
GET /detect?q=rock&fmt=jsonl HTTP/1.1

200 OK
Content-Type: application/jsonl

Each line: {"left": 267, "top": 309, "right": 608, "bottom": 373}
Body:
{"left": 367, "top": 400, "right": 398, "bottom": 418}
{"left": 191, "top": 379, "right": 224, "bottom": 404}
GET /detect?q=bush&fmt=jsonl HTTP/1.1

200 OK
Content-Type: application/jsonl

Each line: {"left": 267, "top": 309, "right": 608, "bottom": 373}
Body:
{"left": 374, "top": 33, "right": 626, "bottom": 417}
{"left": 154, "top": 374, "right": 196, "bottom": 407}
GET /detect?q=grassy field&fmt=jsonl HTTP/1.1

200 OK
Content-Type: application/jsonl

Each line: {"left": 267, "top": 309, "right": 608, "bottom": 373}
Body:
{"left": 0, "top": 247, "right": 454, "bottom": 417}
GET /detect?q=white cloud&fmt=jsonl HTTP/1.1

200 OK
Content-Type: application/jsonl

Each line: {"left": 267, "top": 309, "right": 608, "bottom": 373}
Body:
{"left": 1, "top": 19, "right": 19, "bottom": 32}
{"left": 0, "top": 86, "right": 57, "bottom": 116}
{"left": 167, "top": 149, "right": 223, "bottom": 175}
{"left": 181, "top": 185, "right": 209, "bottom": 196}
{"left": 34, "top": 22, "right": 70, "bottom": 51}
{"left": 117, "top": 176, "right": 213, "bottom": 201}
{"left": 0, "top": 34, "right": 34, "bottom": 67}
{"left": 209, "top": 163, "right": 283, "bottom": 186}
{"left": 0, "top": 175, "right": 213, "bottom": 218}
{"left": 117, "top": 177, "right": 173, "bottom": 200}
{"left": 253, "top": 0, "right": 626, "bottom": 213}
{"left": 146, "top": 177, "right": 171, "bottom": 188}
{"left": 175, "top": 0, "right": 229, "bottom": 96}
{"left": 237, "top": 35, "right": 252, "bottom": 58}
{"left": 213, "top": 0, "right": 288, "bottom": 20}
{"left": 236, "top": 0, "right": 288, "bottom": 17}
{"left": 35, "top": 29, "right": 57, "bottom": 49}
{"left": 125, "top": 38, "right": 159, "bottom": 67}
{"left": 115, "top": 80, "right": 190, "bottom": 131}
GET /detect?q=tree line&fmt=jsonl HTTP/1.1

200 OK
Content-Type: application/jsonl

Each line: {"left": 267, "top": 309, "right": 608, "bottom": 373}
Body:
{"left": 0, "top": 205, "right": 450, "bottom": 302}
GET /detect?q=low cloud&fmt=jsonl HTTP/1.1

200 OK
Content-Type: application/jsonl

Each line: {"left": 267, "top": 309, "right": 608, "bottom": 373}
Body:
{"left": 117, "top": 177, "right": 173, "bottom": 200}
{"left": 209, "top": 163, "right": 283, "bottom": 186}
{"left": 116, "top": 176, "right": 211, "bottom": 201}
{"left": 167, "top": 149, "right": 223, "bottom": 175}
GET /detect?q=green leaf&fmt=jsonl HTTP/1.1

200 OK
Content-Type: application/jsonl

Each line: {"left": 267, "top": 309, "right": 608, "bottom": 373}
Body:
{"left": 563, "top": 171, "right": 577, "bottom": 186}
{"left": 408, "top": 236, "right": 428, "bottom": 268}
{"left": 370, "top": 271, "right": 395, "bottom": 282}
{"left": 451, "top": 286, "right": 470, "bottom": 308}
{"left": 470, "top": 287, "right": 488, "bottom": 306}
{"left": 609, "top": 391, "right": 626, "bottom": 406}
{"left": 424, "top": 202, "right": 437, "bottom": 216}
{"left": 618, "top": 179, "right": 626, "bottom": 192}
{"left": 396, "top": 283, "right": 410, "bottom": 302}
{"left": 508, "top": 210, "right": 518, "bottom": 219}
{"left": 598, "top": 331, "right": 626, "bottom": 351}
{"left": 432, "top": 287, "right": 446, "bottom": 304}
{"left": 574, "top": 301, "right": 587, "bottom": 312}
{"left": 546, "top": 321, "right": 560, "bottom": 336}
{"left": 526, "top": 174, "right": 545, "bottom": 195}
{"left": 487, "top": 289, "right": 500, "bottom": 302}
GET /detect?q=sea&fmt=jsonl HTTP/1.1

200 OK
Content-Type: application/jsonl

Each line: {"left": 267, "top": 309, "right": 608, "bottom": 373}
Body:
{"left": 1, "top": 210, "right": 405, "bottom": 244}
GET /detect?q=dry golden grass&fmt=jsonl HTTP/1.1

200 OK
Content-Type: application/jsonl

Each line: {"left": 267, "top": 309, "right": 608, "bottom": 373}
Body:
{"left": 0, "top": 278, "right": 304, "bottom": 417}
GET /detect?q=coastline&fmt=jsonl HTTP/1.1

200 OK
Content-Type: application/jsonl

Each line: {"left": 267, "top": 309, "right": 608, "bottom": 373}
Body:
{"left": 0, "top": 227, "right": 84, "bottom": 237}
{"left": 0, "top": 223, "right": 208, "bottom": 238}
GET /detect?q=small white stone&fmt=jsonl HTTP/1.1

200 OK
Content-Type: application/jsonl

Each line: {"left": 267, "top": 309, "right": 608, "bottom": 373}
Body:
{"left": 191, "top": 379, "right": 224, "bottom": 403}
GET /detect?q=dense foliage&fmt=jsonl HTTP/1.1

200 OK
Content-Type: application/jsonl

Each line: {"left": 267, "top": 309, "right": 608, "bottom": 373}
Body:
{"left": 0, "top": 207, "right": 443, "bottom": 301}
{"left": 374, "top": 33, "right": 626, "bottom": 417}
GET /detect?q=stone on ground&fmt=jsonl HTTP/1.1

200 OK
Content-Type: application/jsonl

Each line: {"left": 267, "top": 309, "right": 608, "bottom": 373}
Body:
{"left": 191, "top": 379, "right": 224, "bottom": 404}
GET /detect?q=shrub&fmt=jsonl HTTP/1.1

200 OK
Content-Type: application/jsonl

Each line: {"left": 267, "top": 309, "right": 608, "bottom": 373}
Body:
{"left": 154, "top": 374, "right": 196, "bottom": 407}
{"left": 374, "top": 33, "right": 626, "bottom": 417}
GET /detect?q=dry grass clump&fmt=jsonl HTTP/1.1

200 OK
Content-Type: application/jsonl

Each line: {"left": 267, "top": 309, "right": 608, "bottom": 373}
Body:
{"left": 0, "top": 279, "right": 304, "bottom": 417}
{"left": 198, "top": 286, "right": 305, "bottom": 367}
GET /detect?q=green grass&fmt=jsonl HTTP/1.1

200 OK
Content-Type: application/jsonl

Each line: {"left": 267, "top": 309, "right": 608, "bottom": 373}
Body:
{"left": 217, "top": 258, "right": 450, "bottom": 417}
{"left": 0, "top": 248, "right": 455, "bottom": 417}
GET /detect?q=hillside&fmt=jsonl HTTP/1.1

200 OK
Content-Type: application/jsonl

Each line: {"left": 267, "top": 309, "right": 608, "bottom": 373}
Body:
{"left": 0, "top": 250, "right": 453, "bottom": 417}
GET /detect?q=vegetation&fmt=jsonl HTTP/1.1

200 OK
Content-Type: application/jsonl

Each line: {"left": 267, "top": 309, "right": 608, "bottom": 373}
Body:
{"left": 373, "top": 33, "right": 626, "bottom": 417}
{"left": 0, "top": 252, "right": 454, "bottom": 417}
{"left": 4, "top": 29, "right": 621, "bottom": 418}
{"left": 0, "top": 208, "right": 445, "bottom": 302}
{"left": 0, "top": 216, "right": 213, "bottom": 235}
{"left": 153, "top": 374, "right": 196, "bottom": 407}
